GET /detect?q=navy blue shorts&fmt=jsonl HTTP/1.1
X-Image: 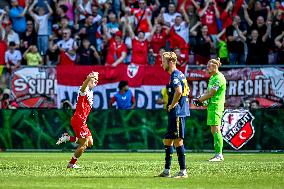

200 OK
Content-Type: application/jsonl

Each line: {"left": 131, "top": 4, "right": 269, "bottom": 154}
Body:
{"left": 164, "top": 116, "right": 186, "bottom": 139}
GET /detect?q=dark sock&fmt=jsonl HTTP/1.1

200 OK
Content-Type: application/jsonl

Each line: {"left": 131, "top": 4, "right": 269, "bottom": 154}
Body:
{"left": 69, "top": 136, "right": 77, "bottom": 143}
{"left": 164, "top": 145, "right": 173, "bottom": 169}
{"left": 176, "top": 145, "right": 186, "bottom": 170}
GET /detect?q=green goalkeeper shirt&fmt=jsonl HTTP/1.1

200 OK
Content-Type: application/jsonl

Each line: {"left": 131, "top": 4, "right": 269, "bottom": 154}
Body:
{"left": 207, "top": 72, "right": 226, "bottom": 110}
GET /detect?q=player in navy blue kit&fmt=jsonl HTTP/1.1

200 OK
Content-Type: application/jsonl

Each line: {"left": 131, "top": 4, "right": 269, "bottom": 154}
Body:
{"left": 158, "top": 52, "right": 190, "bottom": 178}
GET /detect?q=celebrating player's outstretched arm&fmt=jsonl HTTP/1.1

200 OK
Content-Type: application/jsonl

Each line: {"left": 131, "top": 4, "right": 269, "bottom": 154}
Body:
{"left": 56, "top": 71, "right": 99, "bottom": 169}
{"left": 80, "top": 72, "right": 99, "bottom": 93}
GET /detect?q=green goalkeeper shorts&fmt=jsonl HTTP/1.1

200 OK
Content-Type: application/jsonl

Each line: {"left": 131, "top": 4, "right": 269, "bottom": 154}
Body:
{"left": 207, "top": 105, "right": 224, "bottom": 126}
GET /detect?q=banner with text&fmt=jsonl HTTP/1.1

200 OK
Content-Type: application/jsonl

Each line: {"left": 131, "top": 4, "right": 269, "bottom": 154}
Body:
{"left": 56, "top": 65, "right": 175, "bottom": 109}
{"left": 10, "top": 67, "right": 57, "bottom": 108}
{"left": 186, "top": 67, "right": 284, "bottom": 108}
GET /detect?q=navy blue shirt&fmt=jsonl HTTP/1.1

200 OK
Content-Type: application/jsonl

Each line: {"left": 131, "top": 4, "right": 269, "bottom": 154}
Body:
{"left": 167, "top": 70, "right": 190, "bottom": 117}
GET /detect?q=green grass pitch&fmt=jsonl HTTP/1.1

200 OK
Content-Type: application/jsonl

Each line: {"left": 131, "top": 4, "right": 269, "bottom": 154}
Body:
{"left": 0, "top": 152, "right": 283, "bottom": 189}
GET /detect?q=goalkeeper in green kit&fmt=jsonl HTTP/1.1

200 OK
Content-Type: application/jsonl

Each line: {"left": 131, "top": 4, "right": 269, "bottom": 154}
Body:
{"left": 193, "top": 58, "right": 226, "bottom": 161}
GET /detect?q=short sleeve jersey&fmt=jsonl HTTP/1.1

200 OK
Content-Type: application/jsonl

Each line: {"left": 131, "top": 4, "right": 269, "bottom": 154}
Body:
{"left": 168, "top": 70, "right": 190, "bottom": 117}
{"left": 207, "top": 72, "right": 226, "bottom": 107}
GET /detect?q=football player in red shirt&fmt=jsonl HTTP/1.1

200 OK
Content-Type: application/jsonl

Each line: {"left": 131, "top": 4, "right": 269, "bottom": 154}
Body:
{"left": 56, "top": 71, "right": 99, "bottom": 169}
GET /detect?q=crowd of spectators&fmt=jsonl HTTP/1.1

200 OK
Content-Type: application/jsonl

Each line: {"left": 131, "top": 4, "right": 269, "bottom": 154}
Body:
{"left": 0, "top": 0, "right": 283, "bottom": 69}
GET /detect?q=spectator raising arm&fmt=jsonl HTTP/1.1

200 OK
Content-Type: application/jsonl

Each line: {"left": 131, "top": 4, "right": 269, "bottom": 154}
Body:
{"left": 243, "top": 2, "right": 253, "bottom": 26}
{"left": 148, "top": 18, "right": 158, "bottom": 41}
{"left": 90, "top": 45, "right": 101, "bottom": 65}
{"left": 180, "top": 0, "right": 190, "bottom": 24}
{"left": 191, "top": 0, "right": 200, "bottom": 10}
{"left": 216, "top": 28, "right": 226, "bottom": 42}
{"left": 101, "top": 17, "right": 112, "bottom": 40}
{"left": 262, "top": 20, "right": 272, "bottom": 42}
{"left": 0, "top": 10, "right": 6, "bottom": 25}
{"left": 213, "top": 0, "right": 220, "bottom": 18}
{"left": 15, "top": 0, "right": 29, "bottom": 17}
{"left": 234, "top": 23, "right": 246, "bottom": 42}
{"left": 28, "top": 0, "right": 37, "bottom": 18}
{"left": 152, "top": 0, "right": 161, "bottom": 11}
{"left": 126, "top": 16, "right": 135, "bottom": 40}
{"left": 198, "top": 0, "right": 210, "bottom": 17}
{"left": 120, "top": 0, "right": 127, "bottom": 12}
{"left": 275, "top": 32, "right": 284, "bottom": 49}
{"left": 45, "top": 0, "right": 54, "bottom": 17}
{"left": 190, "top": 21, "right": 201, "bottom": 36}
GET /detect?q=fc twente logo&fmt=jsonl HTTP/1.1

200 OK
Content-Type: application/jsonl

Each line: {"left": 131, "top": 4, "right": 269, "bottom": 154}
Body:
{"left": 221, "top": 109, "right": 255, "bottom": 150}
{"left": 127, "top": 64, "right": 139, "bottom": 78}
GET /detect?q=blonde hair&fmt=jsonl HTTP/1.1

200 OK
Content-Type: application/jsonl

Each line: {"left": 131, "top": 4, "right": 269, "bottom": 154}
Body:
{"left": 209, "top": 57, "right": 222, "bottom": 67}
{"left": 162, "top": 51, "right": 177, "bottom": 65}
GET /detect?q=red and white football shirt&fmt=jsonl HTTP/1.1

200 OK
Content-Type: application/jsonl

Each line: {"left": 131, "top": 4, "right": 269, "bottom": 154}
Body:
{"left": 71, "top": 87, "right": 93, "bottom": 138}
{"left": 131, "top": 38, "right": 148, "bottom": 65}
{"left": 150, "top": 29, "right": 168, "bottom": 54}
{"left": 131, "top": 7, "right": 153, "bottom": 33}
{"left": 199, "top": 8, "right": 218, "bottom": 35}
{"left": 106, "top": 39, "right": 127, "bottom": 65}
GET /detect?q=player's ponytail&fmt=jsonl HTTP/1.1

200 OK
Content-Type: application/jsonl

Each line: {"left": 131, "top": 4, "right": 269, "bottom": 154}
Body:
{"left": 210, "top": 57, "right": 222, "bottom": 67}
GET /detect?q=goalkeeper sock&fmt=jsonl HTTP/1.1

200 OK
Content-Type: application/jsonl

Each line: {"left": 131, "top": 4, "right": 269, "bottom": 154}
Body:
{"left": 176, "top": 145, "right": 186, "bottom": 170}
{"left": 214, "top": 131, "right": 223, "bottom": 154}
{"left": 164, "top": 145, "right": 173, "bottom": 169}
{"left": 69, "top": 136, "right": 78, "bottom": 143}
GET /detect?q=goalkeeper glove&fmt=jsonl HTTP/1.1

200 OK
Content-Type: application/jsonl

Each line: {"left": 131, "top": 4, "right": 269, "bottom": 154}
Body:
{"left": 193, "top": 99, "right": 203, "bottom": 107}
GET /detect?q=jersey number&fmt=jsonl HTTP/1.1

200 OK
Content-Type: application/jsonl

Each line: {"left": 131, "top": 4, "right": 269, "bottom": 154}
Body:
{"left": 182, "top": 79, "right": 190, "bottom": 96}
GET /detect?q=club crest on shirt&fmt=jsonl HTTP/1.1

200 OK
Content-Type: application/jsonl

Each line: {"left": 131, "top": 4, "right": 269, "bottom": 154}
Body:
{"left": 221, "top": 109, "right": 255, "bottom": 150}
{"left": 127, "top": 64, "right": 139, "bottom": 78}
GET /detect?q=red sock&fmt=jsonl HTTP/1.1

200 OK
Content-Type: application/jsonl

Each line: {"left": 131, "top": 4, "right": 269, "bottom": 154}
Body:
{"left": 69, "top": 155, "right": 78, "bottom": 165}
{"left": 69, "top": 136, "right": 77, "bottom": 143}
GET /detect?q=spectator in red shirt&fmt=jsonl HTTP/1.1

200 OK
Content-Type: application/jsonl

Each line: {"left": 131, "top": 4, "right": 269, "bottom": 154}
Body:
{"left": 0, "top": 30, "right": 7, "bottom": 65}
{"left": 126, "top": 16, "right": 149, "bottom": 65}
{"left": 154, "top": 47, "right": 165, "bottom": 66}
{"left": 122, "top": 0, "right": 160, "bottom": 34}
{"left": 148, "top": 19, "right": 169, "bottom": 54}
{"left": 220, "top": 0, "right": 243, "bottom": 29}
{"left": 0, "top": 89, "right": 11, "bottom": 109}
{"left": 105, "top": 31, "right": 127, "bottom": 67}
{"left": 198, "top": 0, "right": 220, "bottom": 35}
